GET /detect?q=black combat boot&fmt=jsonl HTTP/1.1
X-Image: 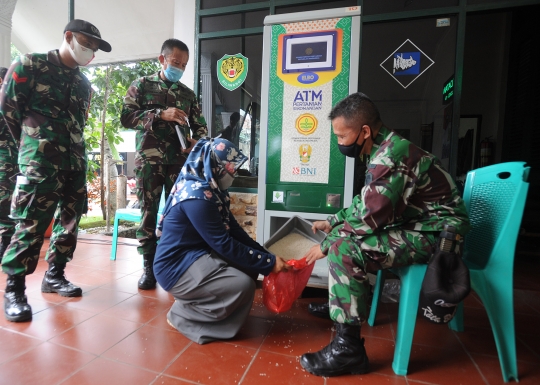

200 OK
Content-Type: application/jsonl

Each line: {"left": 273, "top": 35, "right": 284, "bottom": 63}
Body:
{"left": 308, "top": 302, "right": 331, "bottom": 320}
{"left": 138, "top": 254, "right": 156, "bottom": 290}
{"left": 300, "top": 323, "right": 370, "bottom": 377}
{"left": 0, "top": 235, "right": 11, "bottom": 263}
{"left": 41, "top": 262, "right": 82, "bottom": 297}
{"left": 4, "top": 275, "right": 32, "bottom": 322}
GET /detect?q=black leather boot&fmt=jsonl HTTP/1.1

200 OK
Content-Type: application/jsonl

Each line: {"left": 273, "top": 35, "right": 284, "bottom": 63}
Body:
{"left": 308, "top": 302, "right": 331, "bottom": 320}
{"left": 300, "top": 323, "right": 370, "bottom": 377}
{"left": 0, "top": 235, "right": 11, "bottom": 263}
{"left": 41, "top": 262, "right": 82, "bottom": 297}
{"left": 138, "top": 254, "right": 156, "bottom": 290}
{"left": 4, "top": 275, "right": 32, "bottom": 322}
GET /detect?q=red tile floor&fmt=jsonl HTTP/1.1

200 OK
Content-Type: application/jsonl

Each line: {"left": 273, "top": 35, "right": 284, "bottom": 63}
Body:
{"left": 0, "top": 234, "right": 539, "bottom": 384}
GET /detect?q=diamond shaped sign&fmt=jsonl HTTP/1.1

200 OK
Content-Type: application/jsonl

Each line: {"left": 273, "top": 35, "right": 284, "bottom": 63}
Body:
{"left": 380, "top": 39, "right": 435, "bottom": 89}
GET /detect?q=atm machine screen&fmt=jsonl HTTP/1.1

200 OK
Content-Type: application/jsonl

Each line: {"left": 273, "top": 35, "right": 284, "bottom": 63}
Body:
{"left": 282, "top": 31, "right": 337, "bottom": 73}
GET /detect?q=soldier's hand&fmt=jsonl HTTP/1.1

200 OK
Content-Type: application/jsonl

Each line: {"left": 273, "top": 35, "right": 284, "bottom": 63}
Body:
{"left": 312, "top": 220, "right": 332, "bottom": 234}
{"left": 160, "top": 107, "right": 189, "bottom": 126}
{"left": 182, "top": 137, "right": 197, "bottom": 153}
{"left": 304, "top": 244, "right": 326, "bottom": 265}
{"left": 272, "top": 256, "right": 292, "bottom": 274}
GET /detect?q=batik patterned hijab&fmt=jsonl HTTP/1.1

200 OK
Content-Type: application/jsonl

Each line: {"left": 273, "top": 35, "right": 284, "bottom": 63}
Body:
{"left": 156, "top": 138, "right": 248, "bottom": 237}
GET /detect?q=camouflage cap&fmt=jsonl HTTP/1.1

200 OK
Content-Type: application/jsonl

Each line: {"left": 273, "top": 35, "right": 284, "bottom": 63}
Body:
{"left": 64, "top": 19, "right": 111, "bottom": 52}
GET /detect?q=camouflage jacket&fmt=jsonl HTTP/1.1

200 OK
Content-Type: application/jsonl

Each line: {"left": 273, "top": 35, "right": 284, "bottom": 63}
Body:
{"left": 0, "top": 118, "right": 17, "bottom": 163}
{"left": 121, "top": 72, "right": 207, "bottom": 166}
{"left": 321, "top": 126, "right": 470, "bottom": 253}
{"left": 0, "top": 50, "right": 92, "bottom": 171}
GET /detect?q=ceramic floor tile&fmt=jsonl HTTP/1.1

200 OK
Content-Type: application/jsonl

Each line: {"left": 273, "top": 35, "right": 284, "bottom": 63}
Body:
{"left": 100, "top": 273, "right": 143, "bottom": 294}
{"left": 150, "top": 375, "right": 193, "bottom": 384}
{"left": 59, "top": 357, "right": 158, "bottom": 385}
{"left": 100, "top": 292, "right": 172, "bottom": 324}
{"left": 242, "top": 350, "right": 324, "bottom": 384}
{"left": 49, "top": 313, "right": 142, "bottom": 355}
{"left": 62, "top": 287, "right": 135, "bottom": 313}
{"left": 146, "top": 308, "right": 175, "bottom": 331}
{"left": 67, "top": 269, "right": 130, "bottom": 287}
{"left": 405, "top": 344, "right": 485, "bottom": 384}
{"left": 224, "top": 315, "right": 274, "bottom": 350}
{"left": 0, "top": 328, "right": 43, "bottom": 365}
{"left": 326, "top": 372, "right": 408, "bottom": 385}
{"left": 102, "top": 324, "right": 191, "bottom": 372}
{"left": 260, "top": 319, "right": 333, "bottom": 357}
{"left": 469, "top": 353, "right": 538, "bottom": 385}
{"left": 165, "top": 341, "right": 256, "bottom": 385}
{"left": 0, "top": 304, "right": 95, "bottom": 340}
{"left": 0, "top": 341, "right": 95, "bottom": 385}
{"left": 0, "top": 298, "right": 57, "bottom": 329}
{"left": 360, "top": 335, "right": 407, "bottom": 377}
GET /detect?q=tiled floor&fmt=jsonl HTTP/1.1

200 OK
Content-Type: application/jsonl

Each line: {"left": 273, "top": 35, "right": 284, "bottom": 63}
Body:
{"left": 0, "top": 234, "right": 539, "bottom": 384}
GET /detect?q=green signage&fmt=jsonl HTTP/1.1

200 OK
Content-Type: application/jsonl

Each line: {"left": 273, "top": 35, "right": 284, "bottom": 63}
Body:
{"left": 443, "top": 75, "right": 454, "bottom": 104}
{"left": 217, "top": 53, "right": 248, "bottom": 91}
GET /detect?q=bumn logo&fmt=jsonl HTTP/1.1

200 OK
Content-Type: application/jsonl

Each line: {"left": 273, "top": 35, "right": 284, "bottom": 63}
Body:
{"left": 380, "top": 39, "right": 434, "bottom": 89}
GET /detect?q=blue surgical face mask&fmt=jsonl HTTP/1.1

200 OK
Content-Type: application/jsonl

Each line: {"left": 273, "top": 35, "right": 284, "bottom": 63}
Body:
{"left": 163, "top": 64, "right": 184, "bottom": 82}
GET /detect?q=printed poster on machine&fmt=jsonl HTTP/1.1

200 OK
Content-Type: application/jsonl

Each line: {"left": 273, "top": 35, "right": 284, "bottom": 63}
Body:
{"left": 273, "top": 18, "right": 350, "bottom": 184}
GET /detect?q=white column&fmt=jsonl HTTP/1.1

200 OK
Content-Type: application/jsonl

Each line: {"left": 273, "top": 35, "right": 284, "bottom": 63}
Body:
{"left": 0, "top": 0, "right": 18, "bottom": 68}
{"left": 173, "top": 0, "right": 196, "bottom": 91}
{"left": 200, "top": 53, "right": 214, "bottom": 135}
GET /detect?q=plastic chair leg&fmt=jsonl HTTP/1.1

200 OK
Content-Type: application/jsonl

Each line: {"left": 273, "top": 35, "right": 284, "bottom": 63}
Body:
{"left": 391, "top": 264, "right": 427, "bottom": 376}
{"left": 473, "top": 273, "right": 518, "bottom": 382}
{"left": 448, "top": 302, "right": 464, "bottom": 332}
{"left": 110, "top": 216, "right": 120, "bottom": 261}
{"left": 368, "top": 270, "right": 386, "bottom": 326}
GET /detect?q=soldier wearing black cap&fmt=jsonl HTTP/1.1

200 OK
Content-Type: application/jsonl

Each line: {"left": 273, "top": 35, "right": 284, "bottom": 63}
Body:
{"left": 0, "top": 20, "right": 111, "bottom": 322}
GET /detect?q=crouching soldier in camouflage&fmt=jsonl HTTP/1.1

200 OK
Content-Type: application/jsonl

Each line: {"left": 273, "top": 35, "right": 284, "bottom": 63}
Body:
{"left": 300, "top": 93, "right": 470, "bottom": 377}
{"left": 0, "top": 20, "right": 111, "bottom": 322}
{"left": 121, "top": 39, "right": 207, "bottom": 290}
{"left": 0, "top": 66, "right": 17, "bottom": 263}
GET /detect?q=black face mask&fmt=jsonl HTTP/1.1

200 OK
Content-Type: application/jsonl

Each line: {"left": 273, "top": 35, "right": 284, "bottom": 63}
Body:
{"left": 338, "top": 130, "right": 366, "bottom": 158}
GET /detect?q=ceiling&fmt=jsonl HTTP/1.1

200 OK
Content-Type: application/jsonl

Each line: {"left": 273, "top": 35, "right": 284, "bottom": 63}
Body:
{"left": 11, "top": 0, "right": 176, "bottom": 65}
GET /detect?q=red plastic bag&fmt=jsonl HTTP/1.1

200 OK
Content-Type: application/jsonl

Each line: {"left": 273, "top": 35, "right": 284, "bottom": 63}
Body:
{"left": 262, "top": 257, "right": 315, "bottom": 313}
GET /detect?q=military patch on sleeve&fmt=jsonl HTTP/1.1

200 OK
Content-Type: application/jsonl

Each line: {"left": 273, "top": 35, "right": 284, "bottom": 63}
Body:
{"left": 365, "top": 172, "right": 373, "bottom": 185}
{"left": 12, "top": 72, "right": 28, "bottom": 84}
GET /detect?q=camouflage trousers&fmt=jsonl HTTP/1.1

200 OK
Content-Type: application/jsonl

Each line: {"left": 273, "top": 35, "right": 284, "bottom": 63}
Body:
{"left": 134, "top": 163, "right": 182, "bottom": 256}
{"left": 328, "top": 229, "right": 437, "bottom": 325}
{"left": 1, "top": 165, "right": 87, "bottom": 276}
{"left": 0, "top": 161, "right": 18, "bottom": 237}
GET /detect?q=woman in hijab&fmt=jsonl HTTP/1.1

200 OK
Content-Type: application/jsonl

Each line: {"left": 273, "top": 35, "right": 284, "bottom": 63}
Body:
{"left": 154, "top": 138, "right": 289, "bottom": 344}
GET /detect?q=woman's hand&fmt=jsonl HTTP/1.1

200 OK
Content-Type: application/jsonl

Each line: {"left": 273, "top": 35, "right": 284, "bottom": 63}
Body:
{"left": 312, "top": 220, "right": 332, "bottom": 234}
{"left": 304, "top": 244, "right": 326, "bottom": 265}
{"left": 272, "top": 256, "right": 292, "bottom": 274}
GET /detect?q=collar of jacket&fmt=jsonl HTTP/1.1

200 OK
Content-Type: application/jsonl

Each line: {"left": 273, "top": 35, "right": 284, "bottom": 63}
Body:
{"left": 369, "top": 125, "right": 393, "bottom": 158}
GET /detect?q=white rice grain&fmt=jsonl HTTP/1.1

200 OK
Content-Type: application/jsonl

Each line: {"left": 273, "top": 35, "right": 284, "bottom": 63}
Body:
{"left": 268, "top": 232, "right": 317, "bottom": 260}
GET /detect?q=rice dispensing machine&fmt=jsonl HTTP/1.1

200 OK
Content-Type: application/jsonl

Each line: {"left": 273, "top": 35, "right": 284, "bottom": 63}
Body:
{"left": 257, "top": 7, "right": 361, "bottom": 287}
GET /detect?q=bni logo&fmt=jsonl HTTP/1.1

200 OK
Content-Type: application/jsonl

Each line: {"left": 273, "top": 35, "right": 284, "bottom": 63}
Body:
{"left": 380, "top": 39, "right": 434, "bottom": 89}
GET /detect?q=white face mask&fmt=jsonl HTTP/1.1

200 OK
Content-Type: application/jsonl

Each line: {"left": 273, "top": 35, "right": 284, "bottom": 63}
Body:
{"left": 68, "top": 35, "right": 95, "bottom": 66}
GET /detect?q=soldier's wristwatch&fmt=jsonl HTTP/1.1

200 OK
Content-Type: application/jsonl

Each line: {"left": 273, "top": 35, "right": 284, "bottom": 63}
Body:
{"left": 155, "top": 108, "right": 162, "bottom": 120}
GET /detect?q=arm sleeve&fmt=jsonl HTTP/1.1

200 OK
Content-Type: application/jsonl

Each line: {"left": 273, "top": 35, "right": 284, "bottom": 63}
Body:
{"left": 0, "top": 55, "right": 33, "bottom": 146}
{"left": 184, "top": 199, "right": 275, "bottom": 275}
{"left": 188, "top": 95, "right": 208, "bottom": 140}
{"left": 321, "top": 161, "right": 410, "bottom": 253}
{"left": 120, "top": 78, "right": 155, "bottom": 131}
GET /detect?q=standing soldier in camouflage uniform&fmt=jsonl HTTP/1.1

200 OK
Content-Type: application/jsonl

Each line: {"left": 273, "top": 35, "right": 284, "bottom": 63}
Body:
{"left": 0, "top": 20, "right": 111, "bottom": 322}
{"left": 121, "top": 39, "right": 207, "bottom": 290}
{"left": 0, "top": 67, "right": 18, "bottom": 263}
{"left": 300, "top": 93, "right": 470, "bottom": 377}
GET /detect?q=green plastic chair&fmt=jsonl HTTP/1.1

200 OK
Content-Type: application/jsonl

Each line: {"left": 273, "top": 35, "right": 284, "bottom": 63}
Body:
{"left": 448, "top": 161, "right": 530, "bottom": 383}
{"left": 368, "top": 161, "right": 530, "bottom": 380}
{"left": 110, "top": 190, "right": 166, "bottom": 261}
{"left": 367, "top": 263, "right": 427, "bottom": 375}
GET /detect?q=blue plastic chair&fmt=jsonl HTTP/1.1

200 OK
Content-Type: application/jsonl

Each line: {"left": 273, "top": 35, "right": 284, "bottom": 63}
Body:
{"left": 448, "top": 161, "right": 530, "bottom": 383}
{"left": 110, "top": 190, "right": 166, "bottom": 261}
{"left": 368, "top": 162, "right": 530, "bottom": 380}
